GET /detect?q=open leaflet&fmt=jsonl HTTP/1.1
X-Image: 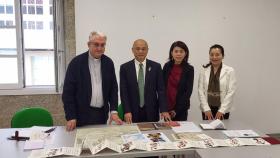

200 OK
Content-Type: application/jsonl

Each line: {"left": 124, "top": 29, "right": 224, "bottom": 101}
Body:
{"left": 200, "top": 119, "right": 226, "bottom": 130}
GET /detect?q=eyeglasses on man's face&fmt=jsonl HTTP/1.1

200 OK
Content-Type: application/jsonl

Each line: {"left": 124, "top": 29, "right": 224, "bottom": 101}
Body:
{"left": 133, "top": 47, "right": 148, "bottom": 52}
{"left": 89, "top": 42, "right": 106, "bottom": 48}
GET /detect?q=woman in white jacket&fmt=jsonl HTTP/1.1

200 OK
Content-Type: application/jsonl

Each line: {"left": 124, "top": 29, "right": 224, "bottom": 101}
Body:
{"left": 198, "top": 44, "right": 237, "bottom": 120}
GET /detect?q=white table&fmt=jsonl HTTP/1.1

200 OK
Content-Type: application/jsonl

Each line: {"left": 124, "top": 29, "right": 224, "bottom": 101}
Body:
{"left": 0, "top": 119, "right": 278, "bottom": 158}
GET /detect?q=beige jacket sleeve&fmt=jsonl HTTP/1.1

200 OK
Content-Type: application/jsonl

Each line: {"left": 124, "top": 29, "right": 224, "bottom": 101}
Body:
{"left": 218, "top": 67, "right": 237, "bottom": 114}
{"left": 198, "top": 68, "right": 211, "bottom": 112}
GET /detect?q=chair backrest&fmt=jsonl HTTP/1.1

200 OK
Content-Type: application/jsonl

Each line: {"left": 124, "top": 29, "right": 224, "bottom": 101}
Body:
{"left": 117, "top": 104, "right": 124, "bottom": 121}
{"left": 11, "top": 107, "right": 53, "bottom": 128}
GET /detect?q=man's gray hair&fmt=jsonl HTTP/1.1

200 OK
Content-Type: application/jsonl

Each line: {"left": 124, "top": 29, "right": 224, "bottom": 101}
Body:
{"left": 88, "top": 31, "right": 107, "bottom": 41}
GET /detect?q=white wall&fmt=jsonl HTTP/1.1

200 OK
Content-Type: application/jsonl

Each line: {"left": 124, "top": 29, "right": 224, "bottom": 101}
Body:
{"left": 75, "top": 0, "right": 280, "bottom": 133}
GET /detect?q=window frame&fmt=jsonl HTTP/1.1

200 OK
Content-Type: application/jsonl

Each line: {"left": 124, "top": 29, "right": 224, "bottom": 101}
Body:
{"left": 0, "top": 0, "right": 65, "bottom": 95}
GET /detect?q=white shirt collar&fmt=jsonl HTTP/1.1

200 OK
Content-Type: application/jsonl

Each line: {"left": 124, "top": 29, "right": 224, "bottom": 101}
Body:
{"left": 134, "top": 58, "right": 146, "bottom": 66}
{"left": 88, "top": 51, "right": 101, "bottom": 62}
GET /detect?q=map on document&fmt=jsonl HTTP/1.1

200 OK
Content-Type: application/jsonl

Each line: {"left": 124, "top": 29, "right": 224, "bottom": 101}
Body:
{"left": 74, "top": 125, "right": 139, "bottom": 148}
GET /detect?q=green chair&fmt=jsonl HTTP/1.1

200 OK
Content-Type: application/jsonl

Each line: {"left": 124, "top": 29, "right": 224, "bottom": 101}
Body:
{"left": 117, "top": 104, "right": 124, "bottom": 121}
{"left": 11, "top": 107, "right": 53, "bottom": 128}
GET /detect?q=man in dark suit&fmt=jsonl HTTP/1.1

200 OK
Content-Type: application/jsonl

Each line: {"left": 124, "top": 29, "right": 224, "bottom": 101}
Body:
{"left": 120, "top": 39, "right": 171, "bottom": 123}
{"left": 62, "top": 31, "right": 122, "bottom": 131}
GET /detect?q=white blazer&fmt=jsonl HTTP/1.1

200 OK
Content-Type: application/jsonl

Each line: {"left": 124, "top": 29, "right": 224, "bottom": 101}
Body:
{"left": 198, "top": 64, "right": 237, "bottom": 114}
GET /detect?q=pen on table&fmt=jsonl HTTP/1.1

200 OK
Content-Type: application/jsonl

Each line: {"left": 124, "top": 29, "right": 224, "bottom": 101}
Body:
{"left": 44, "top": 127, "right": 56, "bottom": 133}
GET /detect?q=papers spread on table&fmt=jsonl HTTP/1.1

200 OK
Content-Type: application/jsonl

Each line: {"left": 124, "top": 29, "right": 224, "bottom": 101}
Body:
{"left": 28, "top": 147, "right": 81, "bottom": 158}
{"left": 27, "top": 123, "right": 272, "bottom": 157}
{"left": 172, "top": 122, "right": 202, "bottom": 133}
{"left": 222, "top": 130, "right": 260, "bottom": 138}
{"left": 200, "top": 119, "right": 226, "bottom": 130}
{"left": 74, "top": 124, "right": 140, "bottom": 149}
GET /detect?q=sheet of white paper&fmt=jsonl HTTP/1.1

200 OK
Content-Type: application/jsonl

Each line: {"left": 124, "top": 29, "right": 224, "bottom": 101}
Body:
{"left": 24, "top": 140, "right": 45, "bottom": 150}
{"left": 30, "top": 126, "right": 55, "bottom": 132}
{"left": 200, "top": 124, "right": 214, "bottom": 130}
{"left": 223, "top": 130, "right": 259, "bottom": 138}
{"left": 236, "top": 138, "right": 270, "bottom": 146}
{"left": 28, "top": 149, "right": 46, "bottom": 158}
{"left": 121, "top": 133, "right": 148, "bottom": 143}
{"left": 200, "top": 119, "right": 225, "bottom": 130}
{"left": 209, "top": 119, "right": 225, "bottom": 129}
{"left": 172, "top": 122, "right": 202, "bottom": 133}
{"left": 158, "top": 142, "right": 177, "bottom": 150}
{"left": 18, "top": 130, "right": 32, "bottom": 137}
{"left": 214, "top": 139, "right": 232, "bottom": 147}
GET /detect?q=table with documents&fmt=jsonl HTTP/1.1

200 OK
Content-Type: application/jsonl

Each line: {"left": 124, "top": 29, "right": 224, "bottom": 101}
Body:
{"left": 0, "top": 119, "right": 280, "bottom": 158}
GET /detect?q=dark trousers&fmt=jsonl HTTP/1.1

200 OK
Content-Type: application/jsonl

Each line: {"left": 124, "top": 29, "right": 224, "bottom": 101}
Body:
{"left": 77, "top": 106, "right": 107, "bottom": 126}
{"left": 173, "top": 110, "right": 188, "bottom": 121}
{"left": 202, "top": 107, "right": 230, "bottom": 120}
{"left": 137, "top": 106, "right": 148, "bottom": 123}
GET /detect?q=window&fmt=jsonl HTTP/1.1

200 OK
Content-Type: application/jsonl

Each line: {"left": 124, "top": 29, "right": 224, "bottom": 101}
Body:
{"left": 6, "top": 5, "right": 13, "bottom": 14}
{"left": 36, "top": 0, "right": 43, "bottom": 5}
{"left": 0, "top": 5, "right": 4, "bottom": 14}
{"left": 0, "top": 0, "right": 65, "bottom": 94}
{"left": 36, "top": 6, "right": 43, "bottom": 14}
{"left": 23, "top": 21, "right": 27, "bottom": 29}
{"left": 36, "top": 21, "right": 43, "bottom": 30}
{"left": 49, "top": 21, "right": 53, "bottom": 30}
{"left": 28, "top": 5, "right": 35, "bottom": 14}
{"left": 28, "top": 0, "right": 35, "bottom": 4}
{"left": 28, "top": 21, "right": 35, "bottom": 29}
{"left": 22, "top": 6, "right": 27, "bottom": 14}
{"left": 49, "top": 6, "right": 52, "bottom": 15}
{"left": 6, "top": 20, "right": 13, "bottom": 27}
{"left": 0, "top": 20, "right": 4, "bottom": 28}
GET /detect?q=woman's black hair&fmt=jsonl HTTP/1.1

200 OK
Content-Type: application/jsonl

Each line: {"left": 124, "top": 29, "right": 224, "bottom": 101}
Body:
{"left": 203, "top": 44, "right": 224, "bottom": 68}
{"left": 168, "top": 41, "right": 189, "bottom": 65}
